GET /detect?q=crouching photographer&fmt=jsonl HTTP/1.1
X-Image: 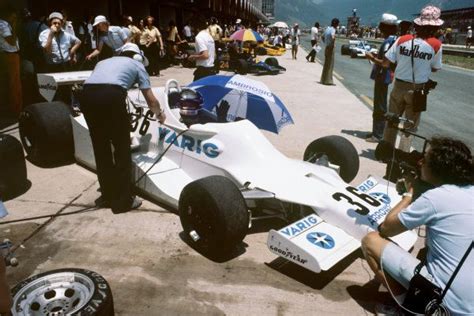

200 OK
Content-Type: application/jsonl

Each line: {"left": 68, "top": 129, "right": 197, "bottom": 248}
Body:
{"left": 362, "top": 137, "right": 474, "bottom": 315}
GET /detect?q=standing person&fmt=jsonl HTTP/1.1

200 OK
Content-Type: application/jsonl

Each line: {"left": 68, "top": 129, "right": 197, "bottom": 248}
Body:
{"left": 166, "top": 20, "right": 182, "bottom": 64}
{"left": 379, "top": 6, "right": 443, "bottom": 152}
{"left": 81, "top": 43, "right": 166, "bottom": 213}
{"left": 61, "top": 10, "right": 75, "bottom": 36}
{"left": 306, "top": 22, "right": 320, "bottom": 62}
{"left": 183, "top": 21, "right": 193, "bottom": 42}
{"left": 290, "top": 23, "right": 300, "bottom": 60}
{"left": 140, "top": 16, "right": 163, "bottom": 76}
{"left": 467, "top": 26, "right": 472, "bottom": 49}
{"left": 126, "top": 17, "right": 141, "bottom": 44}
{"left": 320, "top": 18, "right": 339, "bottom": 85}
{"left": 0, "top": 6, "right": 22, "bottom": 115}
{"left": 188, "top": 19, "right": 216, "bottom": 81}
{"left": 208, "top": 17, "right": 222, "bottom": 43}
{"left": 365, "top": 13, "right": 398, "bottom": 143}
{"left": 85, "top": 15, "right": 128, "bottom": 61}
{"left": 39, "top": 12, "right": 82, "bottom": 73}
{"left": 361, "top": 137, "right": 474, "bottom": 315}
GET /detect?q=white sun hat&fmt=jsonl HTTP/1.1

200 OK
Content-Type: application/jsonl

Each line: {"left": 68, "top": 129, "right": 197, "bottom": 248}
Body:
{"left": 93, "top": 15, "right": 108, "bottom": 27}
{"left": 380, "top": 13, "right": 398, "bottom": 25}
{"left": 120, "top": 43, "right": 149, "bottom": 67}
{"left": 414, "top": 6, "right": 444, "bottom": 26}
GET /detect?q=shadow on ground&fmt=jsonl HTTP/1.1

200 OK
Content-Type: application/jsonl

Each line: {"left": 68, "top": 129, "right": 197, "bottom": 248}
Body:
{"left": 266, "top": 249, "right": 363, "bottom": 290}
{"left": 341, "top": 129, "right": 370, "bottom": 140}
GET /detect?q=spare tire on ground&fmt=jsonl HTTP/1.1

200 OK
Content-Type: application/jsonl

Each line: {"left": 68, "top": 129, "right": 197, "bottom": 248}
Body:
{"left": 303, "top": 135, "right": 360, "bottom": 183}
{"left": 0, "top": 134, "right": 29, "bottom": 199}
{"left": 19, "top": 101, "right": 74, "bottom": 166}
{"left": 179, "top": 175, "right": 249, "bottom": 254}
{"left": 11, "top": 268, "right": 114, "bottom": 315}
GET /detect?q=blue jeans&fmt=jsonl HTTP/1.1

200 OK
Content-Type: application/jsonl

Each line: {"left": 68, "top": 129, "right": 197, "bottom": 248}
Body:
{"left": 372, "top": 79, "right": 388, "bottom": 139}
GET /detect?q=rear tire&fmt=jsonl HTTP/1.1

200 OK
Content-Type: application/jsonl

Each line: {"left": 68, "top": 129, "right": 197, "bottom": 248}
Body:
{"left": 11, "top": 268, "right": 114, "bottom": 315}
{"left": 18, "top": 101, "right": 74, "bottom": 165}
{"left": 265, "top": 57, "right": 279, "bottom": 67}
{"left": 341, "top": 44, "right": 349, "bottom": 55}
{"left": 350, "top": 50, "right": 358, "bottom": 58}
{"left": 235, "top": 59, "right": 248, "bottom": 75}
{"left": 179, "top": 176, "right": 249, "bottom": 254}
{"left": 304, "top": 135, "right": 359, "bottom": 183}
{"left": 0, "top": 135, "right": 28, "bottom": 199}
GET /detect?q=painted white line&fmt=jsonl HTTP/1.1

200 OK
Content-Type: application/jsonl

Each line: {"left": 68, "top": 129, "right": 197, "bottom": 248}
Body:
{"left": 360, "top": 94, "right": 373, "bottom": 108}
{"left": 333, "top": 71, "right": 344, "bottom": 81}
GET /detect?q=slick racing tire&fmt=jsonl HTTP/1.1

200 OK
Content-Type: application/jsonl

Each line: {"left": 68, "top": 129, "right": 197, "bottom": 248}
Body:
{"left": 11, "top": 268, "right": 114, "bottom": 316}
{"left": 0, "top": 135, "right": 28, "bottom": 199}
{"left": 179, "top": 175, "right": 249, "bottom": 253}
{"left": 304, "top": 135, "right": 359, "bottom": 183}
{"left": 340, "top": 44, "right": 350, "bottom": 55}
{"left": 264, "top": 57, "right": 279, "bottom": 67}
{"left": 19, "top": 102, "right": 74, "bottom": 165}
{"left": 235, "top": 59, "right": 249, "bottom": 75}
{"left": 350, "top": 50, "right": 358, "bottom": 58}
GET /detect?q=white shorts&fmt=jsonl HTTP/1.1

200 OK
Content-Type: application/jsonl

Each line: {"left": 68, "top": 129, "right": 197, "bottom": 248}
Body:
{"left": 381, "top": 242, "right": 436, "bottom": 289}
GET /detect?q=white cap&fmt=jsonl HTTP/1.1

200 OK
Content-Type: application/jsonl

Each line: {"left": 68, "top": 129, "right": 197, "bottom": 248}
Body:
{"left": 236, "top": 18, "right": 241, "bottom": 24}
{"left": 380, "top": 13, "right": 398, "bottom": 25}
{"left": 120, "top": 43, "right": 149, "bottom": 66}
{"left": 93, "top": 15, "right": 108, "bottom": 27}
{"left": 468, "top": 26, "right": 472, "bottom": 29}
{"left": 48, "top": 12, "right": 64, "bottom": 21}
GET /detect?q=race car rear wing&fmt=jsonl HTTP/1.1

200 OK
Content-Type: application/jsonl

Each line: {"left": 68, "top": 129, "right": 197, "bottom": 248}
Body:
{"left": 37, "top": 71, "right": 92, "bottom": 102}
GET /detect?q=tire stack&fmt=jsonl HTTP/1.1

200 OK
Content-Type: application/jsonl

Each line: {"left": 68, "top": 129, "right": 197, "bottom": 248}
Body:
{"left": 0, "top": 134, "right": 29, "bottom": 199}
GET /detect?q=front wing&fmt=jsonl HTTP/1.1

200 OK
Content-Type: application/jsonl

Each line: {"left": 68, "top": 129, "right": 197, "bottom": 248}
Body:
{"left": 267, "top": 176, "right": 417, "bottom": 273}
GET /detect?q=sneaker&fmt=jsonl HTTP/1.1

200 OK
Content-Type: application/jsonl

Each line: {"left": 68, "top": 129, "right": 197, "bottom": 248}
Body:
{"left": 305, "top": 56, "right": 310, "bottom": 62}
{"left": 130, "top": 196, "right": 142, "bottom": 210}
{"left": 111, "top": 196, "right": 142, "bottom": 214}
{"left": 94, "top": 196, "right": 111, "bottom": 208}
{"left": 365, "top": 136, "right": 381, "bottom": 143}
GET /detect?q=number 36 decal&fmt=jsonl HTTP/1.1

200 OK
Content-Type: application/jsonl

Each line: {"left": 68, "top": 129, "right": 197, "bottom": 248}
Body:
{"left": 332, "top": 186, "right": 381, "bottom": 215}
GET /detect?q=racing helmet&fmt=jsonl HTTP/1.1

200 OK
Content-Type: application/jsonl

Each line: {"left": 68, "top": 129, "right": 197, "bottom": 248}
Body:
{"left": 178, "top": 89, "right": 204, "bottom": 126}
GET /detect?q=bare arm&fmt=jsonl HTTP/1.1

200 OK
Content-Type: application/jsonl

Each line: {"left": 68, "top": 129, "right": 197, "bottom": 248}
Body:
{"left": 86, "top": 41, "right": 103, "bottom": 60}
{"left": 188, "top": 50, "right": 209, "bottom": 61}
{"left": 141, "top": 88, "right": 166, "bottom": 123}
{"left": 378, "top": 189, "right": 413, "bottom": 237}
{"left": 366, "top": 53, "right": 392, "bottom": 68}
{"left": 70, "top": 38, "right": 82, "bottom": 57}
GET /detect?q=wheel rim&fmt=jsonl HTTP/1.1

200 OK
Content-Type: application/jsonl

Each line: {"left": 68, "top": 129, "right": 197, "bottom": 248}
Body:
{"left": 12, "top": 271, "right": 95, "bottom": 316}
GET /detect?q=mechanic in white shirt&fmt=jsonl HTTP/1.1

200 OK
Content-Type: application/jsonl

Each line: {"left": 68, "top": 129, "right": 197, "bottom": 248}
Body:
{"left": 376, "top": 5, "right": 443, "bottom": 152}
{"left": 305, "top": 22, "right": 320, "bottom": 62}
{"left": 188, "top": 18, "right": 216, "bottom": 82}
{"left": 0, "top": 7, "right": 22, "bottom": 115}
{"left": 183, "top": 21, "right": 192, "bottom": 42}
{"left": 39, "top": 12, "right": 81, "bottom": 72}
{"left": 82, "top": 43, "right": 165, "bottom": 213}
{"left": 86, "top": 15, "right": 129, "bottom": 61}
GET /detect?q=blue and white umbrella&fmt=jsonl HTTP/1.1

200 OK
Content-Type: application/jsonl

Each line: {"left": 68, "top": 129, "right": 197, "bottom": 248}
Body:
{"left": 188, "top": 75, "right": 294, "bottom": 134}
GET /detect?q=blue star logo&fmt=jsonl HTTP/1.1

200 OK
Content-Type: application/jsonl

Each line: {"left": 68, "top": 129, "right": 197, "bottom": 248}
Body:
{"left": 306, "top": 232, "right": 335, "bottom": 249}
{"left": 369, "top": 192, "right": 391, "bottom": 205}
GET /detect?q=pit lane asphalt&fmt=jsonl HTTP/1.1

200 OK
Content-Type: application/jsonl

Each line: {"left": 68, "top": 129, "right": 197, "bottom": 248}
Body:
{"left": 1, "top": 49, "right": 426, "bottom": 315}
{"left": 302, "top": 38, "right": 474, "bottom": 149}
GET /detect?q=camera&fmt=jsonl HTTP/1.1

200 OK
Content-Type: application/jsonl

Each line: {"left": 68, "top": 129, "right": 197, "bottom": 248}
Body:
{"left": 375, "top": 114, "right": 435, "bottom": 198}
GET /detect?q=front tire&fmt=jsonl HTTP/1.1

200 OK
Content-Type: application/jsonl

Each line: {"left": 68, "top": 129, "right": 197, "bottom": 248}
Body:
{"left": 304, "top": 135, "right": 359, "bottom": 183}
{"left": 179, "top": 176, "right": 249, "bottom": 254}
{"left": 18, "top": 101, "right": 74, "bottom": 165}
{"left": 11, "top": 268, "right": 114, "bottom": 315}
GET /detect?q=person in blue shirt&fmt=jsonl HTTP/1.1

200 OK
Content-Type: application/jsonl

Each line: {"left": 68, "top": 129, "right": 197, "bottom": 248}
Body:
{"left": 39, "top": 12, "right": 81, "bottom": 72}
{"left": 362, "top": 137, "right": 474, "bottom": 314}
{"left": 320, "top": 18, "right": 339, "bottom": 85}
{"left": 365, "top": 13, "right": 398, "bottom": 143}
{"left": 86, "top": 15, "right": 129, "bottom": 61}
{"left": 81, "top": 43, "right": 166, "bottom": 213}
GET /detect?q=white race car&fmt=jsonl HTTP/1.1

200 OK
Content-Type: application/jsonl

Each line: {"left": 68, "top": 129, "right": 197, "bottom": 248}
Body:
{"left": 341, "top": 40, "right": 378, "bottom": 58}
{"left": 18, "top": 74, "right": 417, "bottom": 275}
